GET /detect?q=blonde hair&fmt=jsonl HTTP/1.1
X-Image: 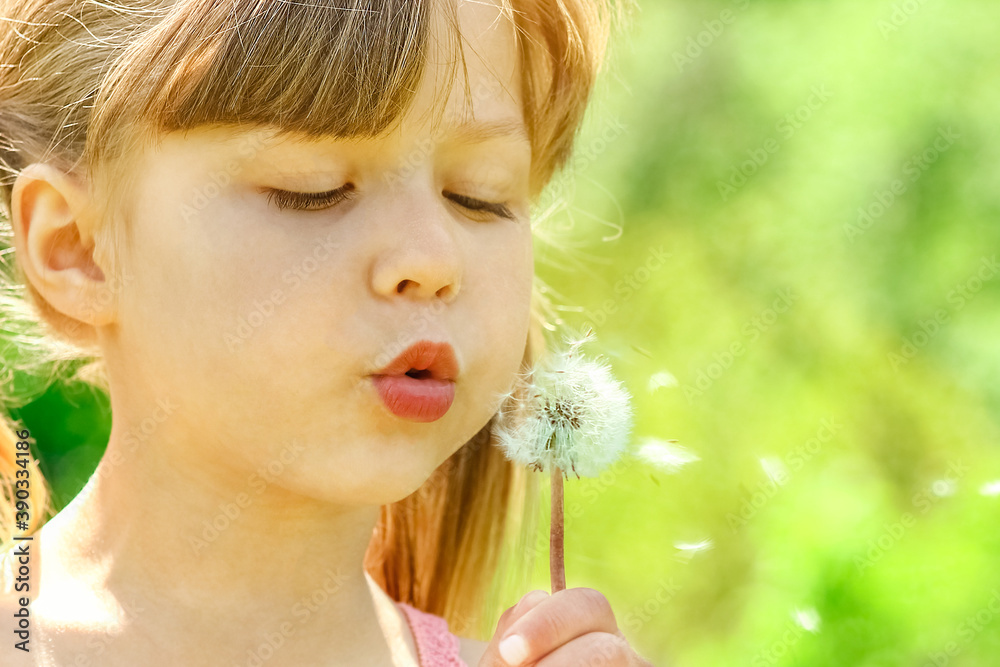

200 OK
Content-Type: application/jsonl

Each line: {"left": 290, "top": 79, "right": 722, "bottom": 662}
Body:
{"left": 0, "top": 0, "right": 632, "bottom": 641}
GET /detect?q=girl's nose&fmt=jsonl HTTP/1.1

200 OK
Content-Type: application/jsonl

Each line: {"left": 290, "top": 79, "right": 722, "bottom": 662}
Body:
{"left": 369, "top": 195, "right": 462, "bottom": 305}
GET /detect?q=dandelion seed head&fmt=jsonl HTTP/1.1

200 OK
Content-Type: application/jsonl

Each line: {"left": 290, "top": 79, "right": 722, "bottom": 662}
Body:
{"left": 491, "top": 328, "right": 633, "bottom": 478}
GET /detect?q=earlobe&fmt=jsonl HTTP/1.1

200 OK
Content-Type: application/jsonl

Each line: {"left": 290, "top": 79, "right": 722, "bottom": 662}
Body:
{"left": 10, "top": 162, "right": 117, "bottom": 328}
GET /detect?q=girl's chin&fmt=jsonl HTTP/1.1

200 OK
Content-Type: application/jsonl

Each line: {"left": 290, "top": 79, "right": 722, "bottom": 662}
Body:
{"left": 287, "top": 450, "right": 451, "bottom": 503}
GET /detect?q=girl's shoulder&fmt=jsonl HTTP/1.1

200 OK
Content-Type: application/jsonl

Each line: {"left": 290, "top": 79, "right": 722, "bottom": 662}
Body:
{"left": 396, "top": 600, "right": 488, "bottom": 667}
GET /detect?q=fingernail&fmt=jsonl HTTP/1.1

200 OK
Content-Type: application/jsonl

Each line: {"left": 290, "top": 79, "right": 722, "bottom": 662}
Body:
{"left": 499, "top": 634, "right": 530, "bottom": 666}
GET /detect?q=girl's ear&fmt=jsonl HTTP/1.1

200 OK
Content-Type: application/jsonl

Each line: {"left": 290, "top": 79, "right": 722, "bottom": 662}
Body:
{"left": 11, "top": 162, "right": 117, "bottom": 328}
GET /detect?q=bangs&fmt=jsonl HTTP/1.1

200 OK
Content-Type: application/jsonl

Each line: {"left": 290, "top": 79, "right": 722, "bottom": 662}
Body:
{"left": 86, "top": 0, "right": 465, "bottom": 171}
{"left": 159, "top": 0, "right": 437, "bottom": 136}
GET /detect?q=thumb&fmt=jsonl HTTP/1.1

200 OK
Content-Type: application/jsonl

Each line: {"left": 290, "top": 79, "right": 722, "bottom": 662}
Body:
{"left": 479, "top": 590, "right": 550, "bottom": 666}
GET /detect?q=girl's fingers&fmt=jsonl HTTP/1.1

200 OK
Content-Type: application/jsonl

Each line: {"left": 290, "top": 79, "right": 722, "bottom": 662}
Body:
{"left": 532, "top": 631, "right": 633, "bottom": 667}
{"left": 480, "top": 590, "right": 552, "bottom": 666}
{"left": 504, "top": 589, "right": 551, "bottom": 628}
{"left": 495, "top": 588, "right": 619, "bottom": 666}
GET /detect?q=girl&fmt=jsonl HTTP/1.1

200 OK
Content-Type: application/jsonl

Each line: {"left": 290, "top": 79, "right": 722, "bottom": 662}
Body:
{"left": 0, "top": 0, "right": 651, "bottom": 665}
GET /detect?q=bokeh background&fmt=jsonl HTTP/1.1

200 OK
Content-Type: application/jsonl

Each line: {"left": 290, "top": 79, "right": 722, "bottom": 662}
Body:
{"left": 4, "top": 0, "right": 1000, "bottom": 665}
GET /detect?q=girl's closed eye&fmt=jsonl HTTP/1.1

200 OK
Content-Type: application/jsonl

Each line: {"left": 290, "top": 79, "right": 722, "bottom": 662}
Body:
{"left": 443, "top": 191, "right": 515, "bottom": 220}
{"left": 264, "top": 183, "right": 357, "bottom": 212}
{"left": 263, "top": 183, "right": 516, "bottom": 220}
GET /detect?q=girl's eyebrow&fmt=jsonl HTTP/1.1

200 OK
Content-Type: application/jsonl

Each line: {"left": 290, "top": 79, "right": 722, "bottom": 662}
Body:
{"left": 231, "top": 118, "right": 531, "bottom": 166}
{"left": 440, "top": 118, "right": 530, "bottom": 147}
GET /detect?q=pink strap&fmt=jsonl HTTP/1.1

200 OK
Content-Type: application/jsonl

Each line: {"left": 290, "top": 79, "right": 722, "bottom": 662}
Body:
{"left": 396, "top": 601, "right": 468, "bottom": 666}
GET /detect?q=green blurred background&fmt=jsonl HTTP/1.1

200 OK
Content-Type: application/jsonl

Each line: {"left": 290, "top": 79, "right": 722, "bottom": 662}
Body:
{"left": 6, "top": 0, "right": 1000, "bottom": 665}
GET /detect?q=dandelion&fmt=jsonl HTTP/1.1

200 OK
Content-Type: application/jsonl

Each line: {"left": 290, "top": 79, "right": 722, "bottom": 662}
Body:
{"left": 792, "top": 607, "right": 822, "bottom": 633}
{"left": 635, "top": 437, "right": 700, "bottom": 473}
{"left": 647, "top": 370, "right": 678, "bottom": 392}
{"left": 492, "top": 326, "right": 633, "bottom": 592}
{"left": 979, "top": 480, "right": 1000, "bottom": 497}
{"left": 759, "top": 457, "right": 790, "bottom": 486}
{"left": 673, "top": 538, "right": 714, "bottom": 564}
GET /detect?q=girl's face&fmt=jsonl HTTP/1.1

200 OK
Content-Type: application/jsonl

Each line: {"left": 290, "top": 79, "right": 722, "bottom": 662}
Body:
{"left": 103, "top": 1, "right": 533, "bottom": 504}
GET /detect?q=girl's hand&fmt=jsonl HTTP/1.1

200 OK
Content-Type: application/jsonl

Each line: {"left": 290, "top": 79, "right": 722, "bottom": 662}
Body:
{"left": 478, "top": 588, "right": 655, "bottom": 666}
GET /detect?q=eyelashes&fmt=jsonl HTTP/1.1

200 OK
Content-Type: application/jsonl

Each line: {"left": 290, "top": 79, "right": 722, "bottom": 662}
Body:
{"left": 265, "top": 184, "right": 356, "bottom": 212}
{"left": 264, "top": 184, "right": 515, "bottom": 220}
{"left": 443, "top": 192, "right": 515, "bottom": 220}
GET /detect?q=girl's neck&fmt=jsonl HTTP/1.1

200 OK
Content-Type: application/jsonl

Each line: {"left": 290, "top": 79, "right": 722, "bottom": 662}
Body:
{"left": 28, "top": 431, "right": 418, "bottom": 666}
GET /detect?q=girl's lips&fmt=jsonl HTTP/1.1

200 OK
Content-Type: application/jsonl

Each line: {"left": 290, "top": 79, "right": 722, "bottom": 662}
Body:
{"left": 371, "top": 374, "right": 455, "bottom": 422}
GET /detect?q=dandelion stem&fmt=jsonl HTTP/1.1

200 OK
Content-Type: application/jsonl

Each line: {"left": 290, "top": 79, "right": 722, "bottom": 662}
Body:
{"left": 550, "top": 464, "right": 566, "bottom": 593}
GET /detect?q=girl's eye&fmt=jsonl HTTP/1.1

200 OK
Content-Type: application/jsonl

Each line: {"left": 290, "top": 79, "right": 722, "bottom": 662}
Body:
{"left": 262, "top": 183, "right": 514, "bottom": 220}
{"left": 444, "top": 191, "right": 515, "bottom": 220}
{"left": 265, "top": 183, "right": 356, "bottom": 211}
